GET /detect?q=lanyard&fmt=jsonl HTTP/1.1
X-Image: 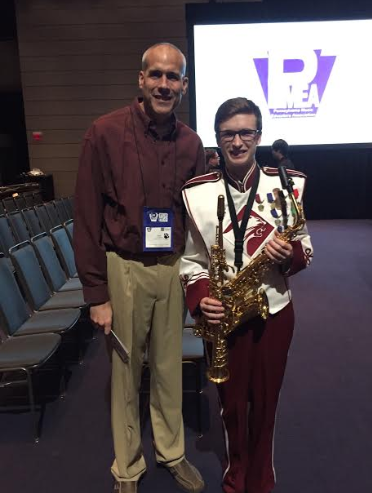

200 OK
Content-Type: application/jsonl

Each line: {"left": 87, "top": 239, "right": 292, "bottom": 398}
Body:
{"left": 223, "top": 166, "right": 260, "bottom": 271}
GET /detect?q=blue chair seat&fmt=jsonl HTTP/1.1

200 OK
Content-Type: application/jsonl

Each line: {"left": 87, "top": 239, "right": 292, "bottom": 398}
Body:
{"left": 0, "top": 333, "right": 61, "bottom": 369}
{"left": 13, "top": 308, "right": 80, "bottom": 337}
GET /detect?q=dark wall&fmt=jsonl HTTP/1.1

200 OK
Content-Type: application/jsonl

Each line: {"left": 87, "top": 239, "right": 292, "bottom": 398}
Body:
{"left": 0, "top": 0, "right": 29, "bottom": 185}
{"left": 0, "top": 0, "right": 16, "bottom": 40}
{"left": 257, "top": 147, "right": 372, "bottom": 220}
{"left": 0, "top": 93, "right": 30, "bottom": 185}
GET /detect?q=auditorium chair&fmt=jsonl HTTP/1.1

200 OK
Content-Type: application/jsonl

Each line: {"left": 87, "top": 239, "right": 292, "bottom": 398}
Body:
{"left": 54, "top": 199, "right": 69, "bottom": 223}
{"left": 22, "top": 208, "right": 44, "bottom": 237}
{"left": 32, "top": 191, "right": 43, "bottom": 205}
{"left": 2, "top": 196, "right": 17, "bottom": 213}
{"left": 44, "top": 202, "right": 61, "bottom": 228}
{"left": 23, "top": 191, "right": 35, "bottom": 208}
{"left": 34, "top": 204, "right": 53, "bottom": 233}
{"left": 8, "top": 211, "right": 31, "bottom": 243}
{"left": 31, "top": 233, "right": 82, "bottom": 293}
{"left": 0, "top": 214, "right": 17, "bottom": 255}
{"left": 0, "top": 331, "right": 62, "bottom": 442}
{"left": 13, "top": 194, "right": 27, "bottom": 210}
{"left": 62, "top": 197, "right": 73, "bottom": 220}
{"left": 64, "top": 219, "right": 74, "bottom": 244}
{"left": 0, "top": 255, "right": 80, "bottom": 339}
{"left": 0, "top": 255, "right": 67, "bottom": 442}
{"left": 9, "top": 241, "right": 86, "bottom": 311}
{"left": 50, "top": 225, "right": 79, "bottom": 278}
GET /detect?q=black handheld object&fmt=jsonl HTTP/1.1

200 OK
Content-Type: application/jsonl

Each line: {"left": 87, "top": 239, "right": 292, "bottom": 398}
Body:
{"left": 108, "top": 330, "right": 129, "bottom": 363}
{"left": 278, "top": 165, "right": 294, "bottom": 194}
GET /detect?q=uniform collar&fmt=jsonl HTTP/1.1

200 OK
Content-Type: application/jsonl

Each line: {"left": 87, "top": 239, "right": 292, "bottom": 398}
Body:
{"left": 225, "top": 162, "right": 258, "bottom": 192}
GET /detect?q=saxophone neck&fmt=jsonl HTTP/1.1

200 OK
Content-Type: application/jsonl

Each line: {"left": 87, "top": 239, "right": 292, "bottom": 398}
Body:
{"left": 278, "top": 165, "right": 305, "bottom": 230}
{"left": 215, "top": 225, "right": 219, "bottom": 245}
{"left": 217, "top": 195, "right": 225, "bottom": 248}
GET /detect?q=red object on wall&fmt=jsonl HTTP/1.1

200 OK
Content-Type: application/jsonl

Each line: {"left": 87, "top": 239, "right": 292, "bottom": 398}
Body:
{"left": 32, "top": 131, "right": 43, "bottom": 142}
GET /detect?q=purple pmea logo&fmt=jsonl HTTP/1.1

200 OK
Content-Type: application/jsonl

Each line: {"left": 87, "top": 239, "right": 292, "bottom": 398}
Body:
{"left": 254, "top": 50, "right": 336, "bottom": 118}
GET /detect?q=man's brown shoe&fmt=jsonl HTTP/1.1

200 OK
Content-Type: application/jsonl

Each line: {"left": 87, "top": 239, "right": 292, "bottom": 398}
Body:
{"left": 166, "top": 458, "right": 205, "bottom": 493}
{"left": 113, "top": 481, "right": 137, "bottom": 493}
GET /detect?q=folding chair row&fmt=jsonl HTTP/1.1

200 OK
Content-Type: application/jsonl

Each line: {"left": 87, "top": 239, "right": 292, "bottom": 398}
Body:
{"left": 9, "top": 241, "right": 85, "bottom": 311}
{"left": 1, "top": 198, "right": 73, "bottom": 238}
{"left": 0, "top": 332, "right": 62, "bottom": 443}
{"left": 0, "top": 211, "right": 44, "bottom": 256}
{"left": 0, "top": 255, "right": 80, "bottom": 339}
{"left": 0, "top": 254, "right": 82, "bottom": 442}
{"left": 0, "top": 215, "right": 17, "bottom": 256}
{"left": 33, "top": 201, "right": 71, "bottom": 231}
{"left": 1, "top": 191, "right": 44, "bottom": 214}
{"left": 1, "top": 208, "right": 74, "bottom": 257}
{"left": 32, "top": 233, "right": 81, "bottom": 293}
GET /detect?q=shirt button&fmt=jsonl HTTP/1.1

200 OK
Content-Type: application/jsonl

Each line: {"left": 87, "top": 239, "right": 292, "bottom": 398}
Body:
{"left": 162, "top": 183, "right": 166, "bottom": 188}
{"left": 161, "top": 160, "right": 165, "bottom": 166}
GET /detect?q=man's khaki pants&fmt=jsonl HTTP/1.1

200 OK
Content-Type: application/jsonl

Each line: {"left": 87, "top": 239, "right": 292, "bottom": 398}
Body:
{"left": 107, "top": 252, "right": 185, "bottom": 482}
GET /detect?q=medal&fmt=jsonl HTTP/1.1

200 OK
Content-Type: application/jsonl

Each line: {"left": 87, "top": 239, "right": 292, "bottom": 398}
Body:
{"left": 270, "top": 207, "right": 282, "bottom": 219}
{"left": 267, "top": 192, "right": 274, "bottom": 203}
{"left": 255, "top": 193, "right": 265, "bottom": 212}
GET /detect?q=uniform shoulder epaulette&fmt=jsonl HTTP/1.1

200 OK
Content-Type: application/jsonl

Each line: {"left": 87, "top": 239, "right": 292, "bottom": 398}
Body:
{"left": 261, "top": 166, "right": 307, "bottom": 179}
{"left": 183, "top": 171, "right": 222, "bottom": 189}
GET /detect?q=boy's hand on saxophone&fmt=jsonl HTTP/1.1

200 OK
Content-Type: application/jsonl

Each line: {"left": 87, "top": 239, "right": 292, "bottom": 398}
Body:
{"left": 265, "top": 230, "right": 293, "bottom": 265}
{"left": 199, "top": 297, "right": 225, "bottom": 325}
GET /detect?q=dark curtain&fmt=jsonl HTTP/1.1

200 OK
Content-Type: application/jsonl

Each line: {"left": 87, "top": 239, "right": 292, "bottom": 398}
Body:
{"left": 257, "top": 147, "right": 372, "bottom": 220}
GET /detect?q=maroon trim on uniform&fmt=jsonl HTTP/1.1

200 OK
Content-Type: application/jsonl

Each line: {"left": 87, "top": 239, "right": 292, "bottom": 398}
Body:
{"left": 284, "top": 240, "right": 307, "bottom": 277}
{"left": 261, "top": 166, "right": 307, "bottom": 179}
{"left": 183, "top": 171, "right": 221, "bottom": 189}
{"left": 182, "top": 190, "right": 211, "bottom": 260}
{"left": 225, "top": 162, "right": 257, "bottom": 192}
{"left": 186, "top": 277, "right": 210, "bottom": 316}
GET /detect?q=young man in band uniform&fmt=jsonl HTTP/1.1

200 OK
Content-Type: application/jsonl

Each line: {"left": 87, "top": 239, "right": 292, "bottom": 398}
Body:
{"left": 180, "top": 98, "right": 313, "bottom": 493}
{"left": 74, "top": 43, "right": 205, "bottom": 493}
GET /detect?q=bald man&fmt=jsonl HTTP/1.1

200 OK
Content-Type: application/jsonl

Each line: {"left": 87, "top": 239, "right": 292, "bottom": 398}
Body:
{"left": 74, "top": 43, "right": 205, "bottom": 493}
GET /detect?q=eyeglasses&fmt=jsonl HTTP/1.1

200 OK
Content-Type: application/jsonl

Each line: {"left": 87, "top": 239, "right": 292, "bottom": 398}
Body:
{"left": 219, "top": 128, "right": 261, "bottom": 143}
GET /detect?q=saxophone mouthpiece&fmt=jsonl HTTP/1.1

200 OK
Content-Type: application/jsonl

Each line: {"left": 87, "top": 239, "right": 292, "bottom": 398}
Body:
{"left": 278, "top": 165, "right": 294, "bottom": 193}
{"left": 217, "top": 195, "right": 225, "bottom": 221}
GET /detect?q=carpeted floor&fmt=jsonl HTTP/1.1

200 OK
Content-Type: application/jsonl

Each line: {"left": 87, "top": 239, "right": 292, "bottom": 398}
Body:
{"left": 1, "top": 219, "right": 372, "bottom": 493}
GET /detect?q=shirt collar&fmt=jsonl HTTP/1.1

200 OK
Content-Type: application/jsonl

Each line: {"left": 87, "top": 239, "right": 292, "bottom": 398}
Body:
{"left": 131, "top": 97, "right": 177, "bottom": 141}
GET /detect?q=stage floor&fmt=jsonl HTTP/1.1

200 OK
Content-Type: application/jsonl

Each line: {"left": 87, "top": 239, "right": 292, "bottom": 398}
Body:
{"left": 1, "top": 219, "right": 372, "bottom": 493}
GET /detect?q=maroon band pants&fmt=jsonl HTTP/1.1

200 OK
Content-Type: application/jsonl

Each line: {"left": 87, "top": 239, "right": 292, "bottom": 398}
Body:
{"left": 213, "top": 302, "right": 295, "bottom": 493}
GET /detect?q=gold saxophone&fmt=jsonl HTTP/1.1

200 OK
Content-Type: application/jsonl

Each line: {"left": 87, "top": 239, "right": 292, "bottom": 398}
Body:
{"left": 194, "top": 180, "right": 305, "bottom": 384}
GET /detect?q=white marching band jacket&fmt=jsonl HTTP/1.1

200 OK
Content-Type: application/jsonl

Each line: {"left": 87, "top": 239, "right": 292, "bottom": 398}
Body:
{"left": 180, "top": 164, "right": 313, "bottom": 317}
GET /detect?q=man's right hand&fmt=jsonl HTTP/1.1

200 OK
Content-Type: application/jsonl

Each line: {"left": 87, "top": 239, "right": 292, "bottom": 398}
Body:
{"left": 90, "top": 301, "right": 113, "bottom": 335}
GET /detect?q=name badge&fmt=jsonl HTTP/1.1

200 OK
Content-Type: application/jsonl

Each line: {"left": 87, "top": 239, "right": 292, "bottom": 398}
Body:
{"left": 143, "top": 207, "right": 174, "bottom": 252}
